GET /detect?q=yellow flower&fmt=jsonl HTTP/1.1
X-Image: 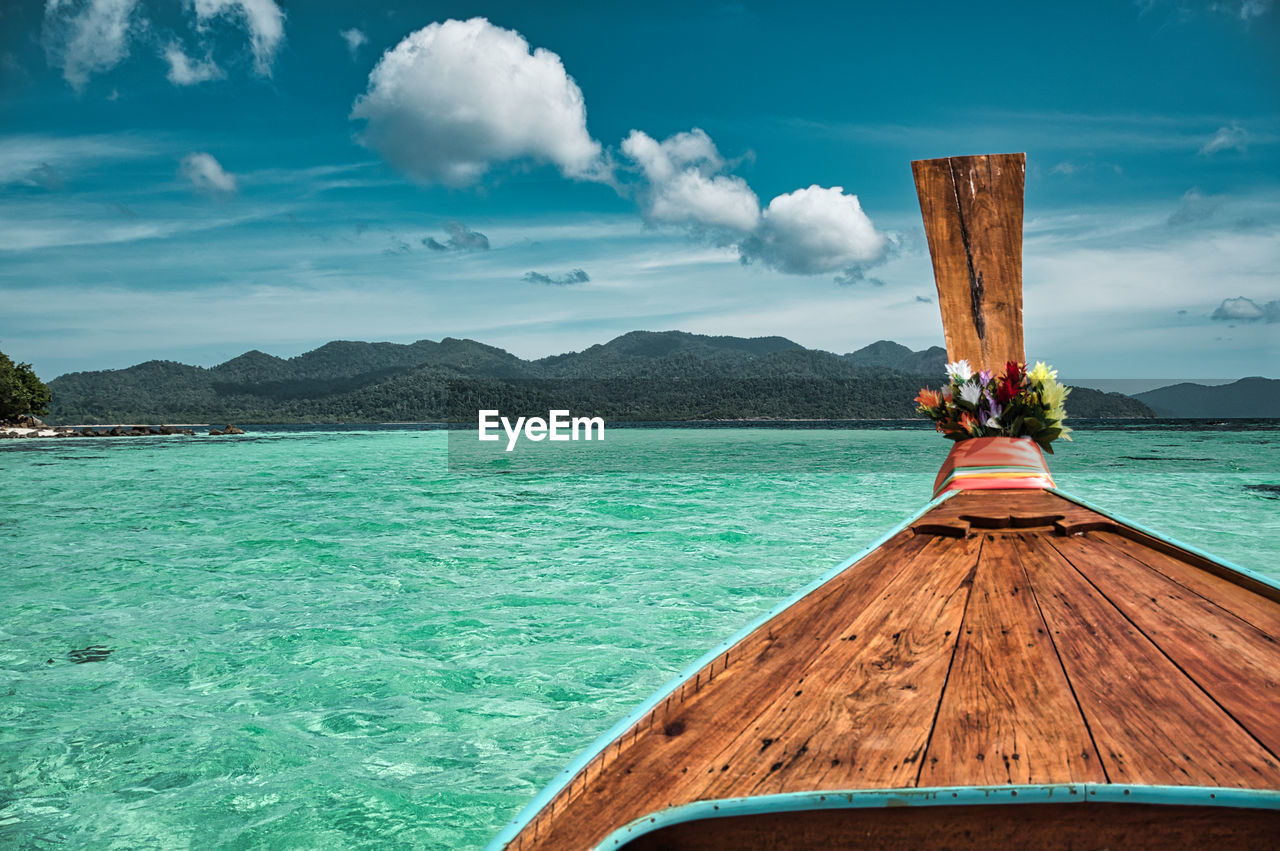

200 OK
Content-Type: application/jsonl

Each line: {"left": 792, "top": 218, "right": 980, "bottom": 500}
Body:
{"left": 1028, "top": 361, "right": 1057, "bottom": 384}
{"left": 1041, "top": 379, "right": 1070, "bottom": 410}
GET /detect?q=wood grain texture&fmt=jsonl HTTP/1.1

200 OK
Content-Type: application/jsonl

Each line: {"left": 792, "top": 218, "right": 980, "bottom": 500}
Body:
{"left": 695, "top": 535, "right": 978, "bottom": 798}
{"left": 1107, "top": 525, "right": 1280, "bottom": 606}
{"left": 1098, "top": 531, "right": 1280, "bottom": 636}
{"left": 622, "top": 804, "right": 1280, "bottom": 850}
{"left": 919, "top": 489, "right": 1099, "bottom": 530}
{"left": 912, "top": 153, "right": 1025, "bottom": 373}
{"left": 921, "top": 535, "right": 1105, "bottom": 786}
{"left": 503, "top": 491, "right": 1280, "bottom": 850}
{"left": 1019, "top": 533, "right": 1280, "bottom": 788}
{"left": 512, "top": 531, "right": 943, "bottom": 850}
{"left": 1053, "top": 533, "right": 1280, "bottom": 759}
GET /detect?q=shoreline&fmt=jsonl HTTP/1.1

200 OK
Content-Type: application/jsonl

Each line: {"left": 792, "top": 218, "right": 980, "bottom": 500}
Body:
{"left": 5, "top": 417, "right": 1278, "bottom": 442}
{"left": 1, "top": 423, "right": 245, "bottom": 439}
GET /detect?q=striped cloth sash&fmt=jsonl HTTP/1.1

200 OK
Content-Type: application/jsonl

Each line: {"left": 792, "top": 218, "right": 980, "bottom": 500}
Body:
{"left": 933, "top": 437, "right": 1055, "bottom": 498}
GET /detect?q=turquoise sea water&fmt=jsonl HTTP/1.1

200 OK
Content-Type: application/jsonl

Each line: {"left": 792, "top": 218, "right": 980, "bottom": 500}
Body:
{"left": 2, "top": 426, "right": 1277, "bottom": 849}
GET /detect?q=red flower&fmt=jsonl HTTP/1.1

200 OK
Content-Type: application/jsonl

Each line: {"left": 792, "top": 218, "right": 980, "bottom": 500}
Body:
{"left": 915, "top": 388, "right": 941, "bottom": 409}
{"left": 997, "top": 361, "right": 1025, "bottom": 404}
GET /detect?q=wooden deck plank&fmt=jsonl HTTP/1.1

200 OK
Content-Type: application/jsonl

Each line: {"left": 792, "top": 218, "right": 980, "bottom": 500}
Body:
{"left": 1097, "top": 531, "right": 1280, "bottom": 637}
{"left": 698, "top": 537, "right": 980, "bottom": 798}
{"left": 515, "top": 530, "right": 937, "bottom": 850}
{"left": 1020, "top": 533, "right": 1280, "bottom": 788}
{"left": 509, "top": 493, "right": 1280, "bottom": 850}
{"left": 920, "top": 535, "right": 1105, "bottom": 786}
{"left": 1052, "top": 533, "right": 1280, "bottom": 760}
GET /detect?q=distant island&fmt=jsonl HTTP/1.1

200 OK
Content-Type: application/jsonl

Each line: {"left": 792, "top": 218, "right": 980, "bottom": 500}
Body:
{"left": 43, "top": 331, "right": 1172, "bottom": 424}
{"left": 1133, "top": 378, "right": 1280, "bottom": 418}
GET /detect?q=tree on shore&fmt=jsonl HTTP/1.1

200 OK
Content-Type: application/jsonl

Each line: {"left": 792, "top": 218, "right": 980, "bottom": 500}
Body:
{"left": 0, "top": 351, "right": 52, "bottom": 422}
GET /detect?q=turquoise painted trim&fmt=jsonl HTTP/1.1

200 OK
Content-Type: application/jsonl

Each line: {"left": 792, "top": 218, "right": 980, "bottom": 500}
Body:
{"left": 594, "top": 784, "right": 1280, "bottom": 848}
{"left": 485, "top": 490, "right": 960, "bottom": 851}
{"left": 1049, "top": 487, "right": 1280, "bottom": 596}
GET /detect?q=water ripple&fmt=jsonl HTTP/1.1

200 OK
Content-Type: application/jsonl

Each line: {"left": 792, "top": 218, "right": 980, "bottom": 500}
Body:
{"left": 1, "top": 427, "right": 1276, "bottom": 847}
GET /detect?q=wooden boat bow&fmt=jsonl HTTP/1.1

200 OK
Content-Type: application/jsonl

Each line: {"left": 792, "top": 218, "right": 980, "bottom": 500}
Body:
{"left": 488, "top": 157, "right": 1280, "bottom": 849}
{"left": 912, "top": 153, "right": 1025, "bottom": 373}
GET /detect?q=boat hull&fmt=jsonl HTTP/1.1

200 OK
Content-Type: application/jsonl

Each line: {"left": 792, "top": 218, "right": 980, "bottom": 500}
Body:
{"left": 615, "top": 792, "right": 1280, "bottom": 850}
{"left": 490, "top": 489, "right": 1280, "bottom": 850}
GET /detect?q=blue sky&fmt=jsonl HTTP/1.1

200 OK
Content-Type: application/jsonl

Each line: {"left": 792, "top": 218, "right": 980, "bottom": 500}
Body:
{"left": 1, "top": 0, "right": 1277, "bottom": 381}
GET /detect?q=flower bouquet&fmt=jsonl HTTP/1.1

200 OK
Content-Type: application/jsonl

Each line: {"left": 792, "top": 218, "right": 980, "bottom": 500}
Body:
{"left": 915, "top": 360, "right": 1072, "bottom": 453}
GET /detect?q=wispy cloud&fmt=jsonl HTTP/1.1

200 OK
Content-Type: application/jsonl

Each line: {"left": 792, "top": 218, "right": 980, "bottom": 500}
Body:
{"left": 0, "top": 205, "right": 273, "bottom": 251}
{"left": 21, "top": 162, "right": 67, "bottom": 191}
{"left": 1199, "top": 121, "right": 1248, "bottom": 155}
{"left": 162, "top": 41, "right": 224, "bottom": 85}
{"left": 41, "top": 0, "right": 286, "bottom": 91}
{"left": 1139, "top": 0, "right": 1273, "bottom": 24}
{"left": 1233, "top": 0, "right": 1274, "bottom": 20}
{"left": 1167, "top": 187, "right": 1220, "bottom": 226}
{"left": 191, "top": 0, "right": 286, "bottom": 77}
{"left": 6, "top": 197, "right": 1278, "bottom": 380}
{"left": 0, "top": 133, "right": 159, "bottom": 185}
{"left": 42, "top": 0, "right": 142, "bottom": 92}
{"left": 340, "top": 27, "right": 367, "bottom": 59}
{"left": 778, "top": 110, "right": 1280, "bottom": 156}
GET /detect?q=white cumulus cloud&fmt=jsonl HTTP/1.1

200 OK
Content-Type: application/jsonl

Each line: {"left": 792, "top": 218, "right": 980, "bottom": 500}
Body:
{"left": 340, "top": 27, "right": 367, "bottom": 59}
{"left": 620, "top": 129, "right": 760, "bottom": 233}
{"left": 349, "top": 19, "right": 887, "bottom": 279}
{"left": 350, "top": 17, "right": 606, "bottom": 186}
{"left": 620, "top": 129, "right": 888, "bottom": 277}
{"left": 739, "top": 185, "right": 888, "bottom": 275}
{"left": 42, "top": 0, "right": 141, "bottom": 92}
{"left": 1211, "top": 296, "right": 1280, "bottom": 322}
{"left": 192, "top": 0, "right": 285, "bottom": 77}
{"left": 180, "top": 152, "right": 237, "bottom": 194}
{"left": 162, "top": 41, "right": 223, "bottom": 85}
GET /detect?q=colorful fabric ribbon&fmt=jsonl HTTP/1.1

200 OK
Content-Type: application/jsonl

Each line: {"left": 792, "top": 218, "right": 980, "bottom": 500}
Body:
{"left": 933, "top": 436, "right": 1055, "bottom": 497}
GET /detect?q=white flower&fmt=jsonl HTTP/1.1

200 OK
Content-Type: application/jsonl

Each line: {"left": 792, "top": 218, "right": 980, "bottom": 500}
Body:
{"left": 959, "top": 379, "right": 982, "bottom": 405}
{"left": 945, "top": 359, "right": 973, "bottom": 383}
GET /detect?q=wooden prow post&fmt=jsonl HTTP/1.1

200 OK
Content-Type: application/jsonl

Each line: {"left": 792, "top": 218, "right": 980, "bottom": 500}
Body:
{"left": 912, "top": 153, "right": 1026, "bottom": 373}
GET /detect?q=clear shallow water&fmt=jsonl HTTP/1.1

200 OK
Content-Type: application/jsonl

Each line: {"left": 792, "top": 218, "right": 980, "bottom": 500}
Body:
{"left": 1, "top": 427, "right": 1277, "bottom": 849}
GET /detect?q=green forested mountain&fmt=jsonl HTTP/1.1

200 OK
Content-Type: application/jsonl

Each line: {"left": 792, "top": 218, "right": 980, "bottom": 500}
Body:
{"left": 47, "top": 331, "right": 1156, "bottom": 424}
{"left": 843, "top": 340, "right": 949, "bottom": 375}
{"left": 1134, "top": 377, "right": 1280, "bottom": 418}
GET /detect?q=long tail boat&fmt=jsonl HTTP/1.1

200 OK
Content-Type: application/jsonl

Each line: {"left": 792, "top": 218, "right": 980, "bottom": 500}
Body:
{"left": 488, "top": 154, "right": 1280, "bottom": 849}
